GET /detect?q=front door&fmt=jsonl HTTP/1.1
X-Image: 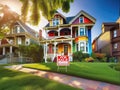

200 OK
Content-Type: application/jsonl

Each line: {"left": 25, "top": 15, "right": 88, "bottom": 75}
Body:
{"left": 64, "top": 45, "right": 68, "bottom": 55}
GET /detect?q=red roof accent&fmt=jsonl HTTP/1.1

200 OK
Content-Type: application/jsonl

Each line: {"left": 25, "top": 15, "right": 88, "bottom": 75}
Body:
{"left": 84, "top": 16, "right": 93, "bottom": 23}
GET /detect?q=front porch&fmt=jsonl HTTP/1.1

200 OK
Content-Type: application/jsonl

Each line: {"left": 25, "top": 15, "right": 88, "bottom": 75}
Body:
{"left": 43, "top": 41, "right": 73, "bottom": 63}
{"left": 0, "top": 44, "right": 18, "bottom": 56}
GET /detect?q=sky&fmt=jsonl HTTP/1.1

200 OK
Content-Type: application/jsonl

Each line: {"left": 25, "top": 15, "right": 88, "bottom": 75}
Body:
{"left": 0, "top": 0, "right": 119, "bottom": 41}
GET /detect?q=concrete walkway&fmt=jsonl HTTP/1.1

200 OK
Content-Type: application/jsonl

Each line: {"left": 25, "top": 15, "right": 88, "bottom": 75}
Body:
{"left": 5, "top": 65, "right": 120, "bottom": 90}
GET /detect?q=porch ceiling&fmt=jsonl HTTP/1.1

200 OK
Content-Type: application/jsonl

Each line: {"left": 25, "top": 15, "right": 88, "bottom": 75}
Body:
{"left": 0, "top": 44, "right": 18, "bottom": 48}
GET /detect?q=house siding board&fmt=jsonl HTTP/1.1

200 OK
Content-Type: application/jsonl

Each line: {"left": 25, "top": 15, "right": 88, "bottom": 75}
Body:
{"left": 72, "top": 17, "right": 79, "bottom": 24}
{"left": 84, "top": 16, "right": 93, "bottom": 23}
{"left": 97, "top": 32, "right": 111, "bottom": 50}
{"left": 88, "top": 29, "right": 92, "bottom": 54}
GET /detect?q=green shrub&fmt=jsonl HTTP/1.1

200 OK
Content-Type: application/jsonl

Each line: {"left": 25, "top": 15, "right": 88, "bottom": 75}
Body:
{"left": 73, "top": 51, "right": 89, "bottom": 62}
{"left": 19, "top": 44, "right": 43, "bottom": 62}
{"left": 109, "top": 63, "right": 120, "bottom": 71}
{"left": 47, "top": 58, "right": 52, "bottom": 62}
{"left": 91, "top": 52, "right": 107, "bottom": 62}
{"left": 115, "top": 63, "right": 120, "bottom": 71}
{"left": 109, "top": 57, "right": 116, "bottom": 62}
{"left": 85, "top": 57, "right": 94, "bottom": 62}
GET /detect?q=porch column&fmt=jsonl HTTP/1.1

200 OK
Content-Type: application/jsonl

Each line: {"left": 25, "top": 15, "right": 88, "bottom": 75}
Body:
{"left": 10, "top": 46, "right": 13, "bottom": 54}
{"left": 3, "top": 47, "right": 5, "bottom": 55}
{"left": 69, "top": 41, "right": 73, "bottom": 61}
{"left": 84, "top": 41, "right": 86, "bottom": 53}
{"left": 54, "top": 42, "right": 57, "bottom": 58}
{"left": 43, "top": 44, "right": 46, "bottom": 60}
{"left": 78, "top": 26, "right": 80, "bottom": 36}
{"left": 71, "top": 26, "right": 72, "bottom": 38}
{"left": 58, "top": 28, "right": 60, "bottom": 37}
{"left": 45, "top": 43, "right": 48, "bottom": 63}
{"left": 78, "top": 42, "right": 80, "bottom": 51}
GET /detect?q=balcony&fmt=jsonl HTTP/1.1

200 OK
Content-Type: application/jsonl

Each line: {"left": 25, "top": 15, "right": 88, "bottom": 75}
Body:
{"left": 47, "top": 35, "right": 72, "bottom": 40}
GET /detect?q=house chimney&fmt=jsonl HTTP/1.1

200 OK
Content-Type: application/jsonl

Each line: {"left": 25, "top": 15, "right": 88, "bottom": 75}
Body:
{"left": 39, "top": 29, "right": 42, "bottom": 40}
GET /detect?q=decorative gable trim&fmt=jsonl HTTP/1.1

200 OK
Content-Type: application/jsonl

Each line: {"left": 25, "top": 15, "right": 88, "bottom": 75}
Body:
{"left": 54, "top": 11, "right": 66, "bottom": 19}
{"left": 69, "top": 10, "right": 96, "bottom": 24}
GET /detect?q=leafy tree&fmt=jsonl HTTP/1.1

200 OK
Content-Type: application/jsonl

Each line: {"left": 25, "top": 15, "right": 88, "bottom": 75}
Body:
{"left": 0, "top": 4, "right": 19, "bottom": 36}
{"left": 20, "top": 0, "right": 74, "bottom": 25}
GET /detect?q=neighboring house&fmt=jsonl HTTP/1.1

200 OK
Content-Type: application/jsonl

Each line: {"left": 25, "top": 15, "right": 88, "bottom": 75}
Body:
{"left": 0, "top": 21, "right": 39, "bottom": 56}
{"left": 40, "top": 10, "right": 96, "bottom": 62}
{"left": 92, "top": 17, "right": 120, "bottom": 60}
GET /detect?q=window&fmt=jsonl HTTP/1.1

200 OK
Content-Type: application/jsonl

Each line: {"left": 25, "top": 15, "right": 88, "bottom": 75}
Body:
{"left": 26, "top": 38, "right": 30, "bottom": 45}
{"left": 113, "top": 30, "right": 117, "bottom": 37}
{"left": 18, "top": 37, "right": 21, "bottom": 45}
{"left": 114, "top": 43, "right": 118, "bottom": 49}
{"left": 17, "top": 26, "right": 20, "bottom": 33}
{"left": 79, "top": 17, "right": 84, "bottom": 23}
{"left": 80, "top": 42, "right": 84, "bottom": 51}
{"left": 80, "top": 28, "right": 84, "bottom": 36}
{"left": 53, "top": 18, "right": 59, "bottom": 26}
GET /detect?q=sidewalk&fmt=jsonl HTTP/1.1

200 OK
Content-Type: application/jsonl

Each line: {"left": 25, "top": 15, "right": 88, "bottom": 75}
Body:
{"left": 5, "top": 65, "right": 120, "bottom": 90}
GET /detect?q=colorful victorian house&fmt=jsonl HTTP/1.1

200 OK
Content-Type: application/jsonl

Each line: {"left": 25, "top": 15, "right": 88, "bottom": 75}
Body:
{"left": 0, "top": 21, "right": 39, "bottom": 56}
{"left": 40, "top": 10, "right": 96, "bottom": 62}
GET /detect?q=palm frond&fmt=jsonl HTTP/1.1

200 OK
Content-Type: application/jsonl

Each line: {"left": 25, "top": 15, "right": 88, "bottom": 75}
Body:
{"left": 21, "top": 0, "right": 29, "bottom": 22}
{"left": 30, "top": 0, "right": 40, "bottom": 25}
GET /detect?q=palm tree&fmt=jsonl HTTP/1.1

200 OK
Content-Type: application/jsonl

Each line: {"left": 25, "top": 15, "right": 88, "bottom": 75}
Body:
{"left": 20, "top": 0, "right": 74, "bottom": 25}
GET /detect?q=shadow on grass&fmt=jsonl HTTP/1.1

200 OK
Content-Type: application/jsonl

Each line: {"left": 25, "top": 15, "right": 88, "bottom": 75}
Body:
{"left": 0, "top": 66, "right": 81, "bottom": 90}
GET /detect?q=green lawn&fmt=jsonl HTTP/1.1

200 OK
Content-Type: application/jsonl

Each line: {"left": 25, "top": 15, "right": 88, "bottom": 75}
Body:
{"left": 0, "top": 66, "right": 81, "bottom": 90}
{"left": 24, "top": 62, "right": 120, "bottom": 85}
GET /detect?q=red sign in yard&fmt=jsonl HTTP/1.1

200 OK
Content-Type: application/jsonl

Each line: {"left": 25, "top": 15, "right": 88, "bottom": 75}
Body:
{"left": 57, "top": 55, "right": 70, "bottom": 66}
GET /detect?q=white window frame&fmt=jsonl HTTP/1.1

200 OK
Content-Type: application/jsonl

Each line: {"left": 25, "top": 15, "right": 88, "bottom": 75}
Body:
{"left": 79, "top": 17, "right": 84, "bottom": 23}
{"left": 18, "top": 37, "right": 22, "bottom": 45}
{"left": 53, "top": 18, "right": 60, "bottom": 26}
{"left": 17, "top": 26, "right": 20, "bottom": 33}
{"left": 78, "top": 26, "right": 86, "bottom": 36}
{"left": 80, "top": 42, "right": 85, "bottom": 52}
{"left": 114, "top": 43, "right": 118, "bottom": 49}
{"left": 113, "top": 30, "right": 117, "bottom": 37}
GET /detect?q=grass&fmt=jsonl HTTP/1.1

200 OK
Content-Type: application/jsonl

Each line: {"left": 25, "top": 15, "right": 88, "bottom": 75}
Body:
{"left": 24, "top": 62, "right": 120, "bottom": 85}
{"left": 0, "top": 66, "right": 81, "bottom": 90}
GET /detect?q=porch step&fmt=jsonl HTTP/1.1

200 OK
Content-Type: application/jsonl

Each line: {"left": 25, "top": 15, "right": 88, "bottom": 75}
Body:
{"left": 0, "top": 55, "right": 6, "bottom": 60}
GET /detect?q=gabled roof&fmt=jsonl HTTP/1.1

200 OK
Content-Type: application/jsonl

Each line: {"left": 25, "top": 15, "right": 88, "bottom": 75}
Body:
{"left": 54, "top": 11, "right": 66, "bottom": 19}
{"left": 116, "top": 17, "right": 120, "bottom": 23}
{"left": 45, "top": 10, "right": 96, "bottom": 27}
{"left": 66, "top": 16, "right": 75, "bottom": 24}
{"left": 16, "top": 21, "right": 38, "bottom": 38}
{"left": 69, "top": 10, "right": 96, "bottom": 24}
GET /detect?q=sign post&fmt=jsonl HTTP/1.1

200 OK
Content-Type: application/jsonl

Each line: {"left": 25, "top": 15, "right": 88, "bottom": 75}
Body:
{"left": 57, "top": 55, "right": 70, "bottom": 72}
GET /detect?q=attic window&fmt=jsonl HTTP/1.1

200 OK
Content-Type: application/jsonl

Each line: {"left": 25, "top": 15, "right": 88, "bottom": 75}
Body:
{"left": 53, "top": 18, "right": 59, "bottom": 26}
{"left": 79, "top": 17, "right": 84, "bottom": 23}
{"left": 17, "top": 26, "right": 20, "bottom": 33}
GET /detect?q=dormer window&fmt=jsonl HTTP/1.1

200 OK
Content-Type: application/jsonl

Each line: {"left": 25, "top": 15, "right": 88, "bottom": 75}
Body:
{"left": 53, "top": 18, "right": 59, "bottom": 26}
{"left": 79, "top": 17, "right": 84, "bottom": 23}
